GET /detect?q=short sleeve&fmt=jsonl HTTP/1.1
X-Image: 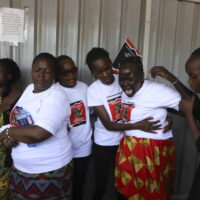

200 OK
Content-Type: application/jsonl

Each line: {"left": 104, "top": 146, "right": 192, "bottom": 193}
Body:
{"left": 0, "top": 124, "right": 11, "bottom": 134}
{"left": 87, "top": 84, "right": 103, "bottom": 107}
{"left": 35, "top": 91, "right": 70, "bottom": 135}
{"left": 154, "top": 83, "right": 181, "bottom": 110}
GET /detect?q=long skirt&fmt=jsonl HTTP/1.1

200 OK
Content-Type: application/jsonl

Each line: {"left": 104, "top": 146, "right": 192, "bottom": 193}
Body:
{"left": 0, "top": 143, "right": 10, "bottom": 200}
{"left": 10, "top": 162, "right": 73, "bottom": 200}
{"left": 115, "top": 136, "right": 175, "bottom": 200}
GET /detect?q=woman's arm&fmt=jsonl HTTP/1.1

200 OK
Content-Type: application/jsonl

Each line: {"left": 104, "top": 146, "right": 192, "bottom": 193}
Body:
{"left": 0, "top": 125, "right": 51, "bottom": 144}
{"left": 94, "top": 105, "right": 161, "bottom": 133}
{"left": 181, "top": 96, "right": 200, "bottom": 142}
{"left": 150, "top": 66, "right": 200, "bottom": 120}
{"left": 150, "top": 66, "right": 194, "bottom": 99}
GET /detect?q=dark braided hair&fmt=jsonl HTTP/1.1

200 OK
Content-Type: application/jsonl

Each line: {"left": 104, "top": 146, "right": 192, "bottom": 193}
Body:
{"left": 86, "top": 48, "right": 110, "bottom": 71}
{"left": 57, "top": 55, "right": 73, "bottom": 63}
{"left": 33, "top": 52, "right": 58, "bottom": 74}
{"left": 120, "top": 56, "right": 144, "bottom": 76}
{"left": 191, "top": 47, "right": 200, "bottom": 56}
{"left": 0, "top": 58, "right": 21, "bottom": 96}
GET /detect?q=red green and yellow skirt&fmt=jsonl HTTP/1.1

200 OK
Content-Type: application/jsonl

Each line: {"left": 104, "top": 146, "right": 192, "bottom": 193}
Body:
{"left": 115, "top": 136, "right": 175, "bottom": 200}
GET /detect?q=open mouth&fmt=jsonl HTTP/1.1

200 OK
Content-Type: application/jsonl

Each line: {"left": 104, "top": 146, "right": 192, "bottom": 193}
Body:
{"left": 124, "top": 89, "right": 133, "bottom": 96}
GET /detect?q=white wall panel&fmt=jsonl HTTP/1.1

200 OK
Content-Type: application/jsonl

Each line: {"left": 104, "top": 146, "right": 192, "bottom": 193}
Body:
{"left": 99, "top": 0, "right": 122, "bottom": 60}
{"left": 148, "top": 0, "right": 161, "bottom": 77}
{"left": 12, "top": 0, "right": 35, "bottom": 85}
{"left": 120, "top": 0, "right": 142, "bottom": 51}
{"left": 149, "top": 0, "right": 178, "bottom": 74}
{"left": 0, "top": 0, "right": 10, "bottom": 58}
{"left": 36, "top": 0, "right": 57, "bottom": 55}
{"left": 191, "top": 4, "right": 200, "bottom": 52}
{"left": 77, "top": 0, "right": 101, "bottom": 83}
{"left": 57, "top": 0, "right": 79, "bottom": 62}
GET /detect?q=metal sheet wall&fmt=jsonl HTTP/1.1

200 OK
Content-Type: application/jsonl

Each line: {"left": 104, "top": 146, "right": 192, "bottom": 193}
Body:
{"left": 0, "top": 0, "right": 143, "bottom": 85}
{"left": 0, "top": 0, "right": 200, "bottom": 197}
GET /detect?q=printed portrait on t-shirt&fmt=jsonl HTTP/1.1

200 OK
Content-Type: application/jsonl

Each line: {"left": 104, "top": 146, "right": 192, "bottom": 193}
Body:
{"left": 107, "top": 93, "right": 122, "bottom": 122}
{"left": 10, "top": 106, "right": 36, "bottom": 147}
{"left": 70, "top": 100, "right": 86, "bottom": 127}
{"left": 121, "top": 103, "right": 135, "bottom": 122}
{"left": 10, "top": 106, "right": 34, "bottom": 127}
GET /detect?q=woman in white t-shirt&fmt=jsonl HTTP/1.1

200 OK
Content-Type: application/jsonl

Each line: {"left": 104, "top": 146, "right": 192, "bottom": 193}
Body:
{"left": 115, "top": 57, "right": 183, "bottom": 200}
{"left": 86, "top": 48, "right": 163, "bottom": 200}
{"left": 56, "top": 55, "right": 92, "bottom": 200}
{"left": 0, "top": 53, "right": 73, "bottom": 200}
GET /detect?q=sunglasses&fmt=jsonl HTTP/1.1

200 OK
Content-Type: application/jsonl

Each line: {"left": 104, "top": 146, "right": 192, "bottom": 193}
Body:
{"left": 59, "top": 67, "right": 78, "bottom": 76}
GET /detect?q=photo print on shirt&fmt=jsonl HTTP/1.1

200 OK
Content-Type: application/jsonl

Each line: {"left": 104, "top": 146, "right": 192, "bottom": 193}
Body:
{"left": 107, "top": 93, "right": 122, "bottom": 122}
{"left": 70, "top": 100, "right": 86, "bottom": 127}
{"left": 121, "top": 103, "right": 135, "bottom": 122}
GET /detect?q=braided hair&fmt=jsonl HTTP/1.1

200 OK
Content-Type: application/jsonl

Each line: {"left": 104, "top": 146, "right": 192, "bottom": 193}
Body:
{"left": 0, "top": 58, "right": 21, "bottom": 96}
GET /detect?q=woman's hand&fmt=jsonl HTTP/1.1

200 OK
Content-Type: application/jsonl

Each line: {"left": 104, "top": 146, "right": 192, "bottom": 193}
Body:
{"left": 3, "top": 136, "right": 18, "bottom": 148}
{"left": 133, "top": 117, "right": 162, "bottom": 133}
{"left": 163, "top": 115, "right": 173, "bottom": 133}
{"left": 1, "top": 128, "right": 18, "bottom": 148}
{"left": 150, "top": 66, "right": 177, "bottom": 83}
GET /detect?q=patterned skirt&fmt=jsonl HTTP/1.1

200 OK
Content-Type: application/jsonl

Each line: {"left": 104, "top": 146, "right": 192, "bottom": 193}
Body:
{"left": 115, "top": 136, "right": 175, "bottom": 200}
{"left": 10, "top": 162, "right": 73, "bottom": 200}
{"left": 0, "top": 143, "right": 10, "bottom": 200}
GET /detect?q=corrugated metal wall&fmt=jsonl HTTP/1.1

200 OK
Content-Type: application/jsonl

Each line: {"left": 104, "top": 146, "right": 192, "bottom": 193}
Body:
{"left": 0, "top": 0, "right": 200, "bottom": 196}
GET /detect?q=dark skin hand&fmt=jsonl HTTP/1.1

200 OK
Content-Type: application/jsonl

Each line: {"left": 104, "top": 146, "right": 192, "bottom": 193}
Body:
{"left": 94, "top": 105, "right": 162, "bottom": 133}
{"left": 150, "top": 66, "right": 193, "bottom": 99}
{"left": 150, "top": 66, "right": 177, "bottom": 83}
{"left": 163, "top": 115, "right": 173, "bottom": 133}
{"left": 3, "top": 136, "right": 18, "bottom": 148}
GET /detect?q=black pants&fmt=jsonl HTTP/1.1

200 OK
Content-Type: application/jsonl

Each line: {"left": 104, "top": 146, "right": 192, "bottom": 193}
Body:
{"left": 92, "top": 143, "right": 127, "bottom": 200}
{"left": 187, "top": 163, "right": 200, "bottom": 200}
{"left": 72, "top": 156, "right": 90, "bottom": 200}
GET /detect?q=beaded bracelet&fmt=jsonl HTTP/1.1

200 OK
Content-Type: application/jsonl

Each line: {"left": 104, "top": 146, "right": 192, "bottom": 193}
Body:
{"left": 172, "top": 79, "right": 178, "bottom": 85}
{"left": 5, "top": 128, "right": 12, "bottom": 140}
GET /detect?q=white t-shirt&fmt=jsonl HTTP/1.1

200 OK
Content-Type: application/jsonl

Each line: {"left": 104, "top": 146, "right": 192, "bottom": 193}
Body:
{"left": 56, "top": 81, "right": 92, "bottom": 158}
{"left": 9, "top": 83, "right": 72, "bottom": 174}
{"left": 87, "top": 75, "right": 123, "bottom": 146}
{"left": 122, "top": 80, "right": 181, "bottom": 140}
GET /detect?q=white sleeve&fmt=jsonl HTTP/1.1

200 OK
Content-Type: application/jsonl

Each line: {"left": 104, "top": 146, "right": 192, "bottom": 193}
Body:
{"left": 155, "top": 83, "right": 181, "bottom": 110}
{"left": 87, "top": 84, "right": 103, "bottom": 107}
{"left": 0, "top": 124, "right": 11, "bottom": 134}
{"left": 35, "top": 91, "right": 71, "bottom": 135}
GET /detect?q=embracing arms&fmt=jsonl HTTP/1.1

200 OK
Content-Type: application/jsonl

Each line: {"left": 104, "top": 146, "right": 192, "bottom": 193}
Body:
{"left": 94, "top": 105, "right": 169, "bottom": 133}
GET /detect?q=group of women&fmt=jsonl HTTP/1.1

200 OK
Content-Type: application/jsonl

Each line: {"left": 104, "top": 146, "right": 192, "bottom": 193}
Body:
{"left": 0, "top": 46, "right": 199, "bottom": 200}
